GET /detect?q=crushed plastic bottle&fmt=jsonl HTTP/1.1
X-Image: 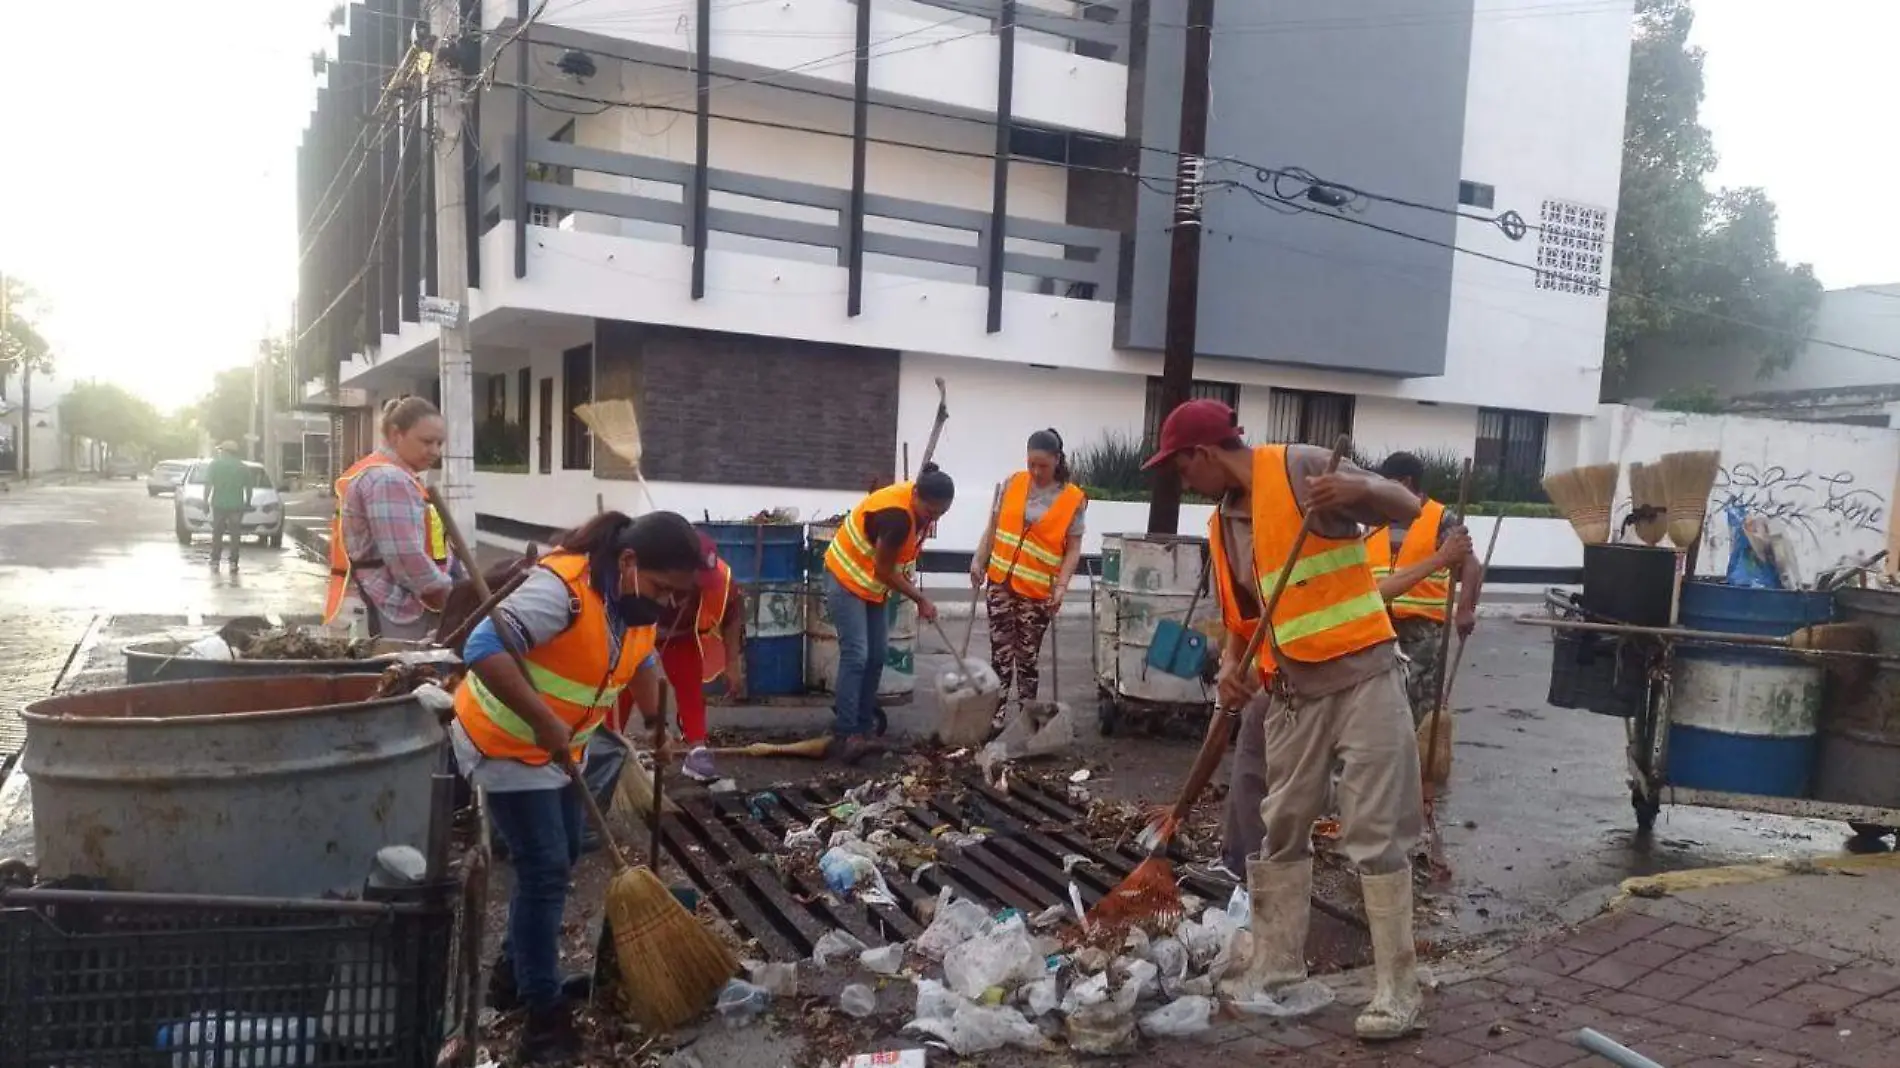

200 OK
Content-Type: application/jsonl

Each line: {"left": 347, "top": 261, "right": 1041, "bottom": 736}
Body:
{"left": 839, "top": 983, "right": 877, "bottom": 1018}
{"left": 714, "top": 979, "right": 771, "bottom": 1026}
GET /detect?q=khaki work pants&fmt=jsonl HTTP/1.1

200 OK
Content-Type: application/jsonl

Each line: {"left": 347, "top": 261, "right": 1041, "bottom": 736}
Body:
{"left": 1254, "top": 666, "right": 1423, "bottom": 876}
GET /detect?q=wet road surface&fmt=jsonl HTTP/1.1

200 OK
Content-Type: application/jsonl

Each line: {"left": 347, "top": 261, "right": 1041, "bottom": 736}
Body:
{"left": 0, "top": 478, "right": 1864, "bottom": 952}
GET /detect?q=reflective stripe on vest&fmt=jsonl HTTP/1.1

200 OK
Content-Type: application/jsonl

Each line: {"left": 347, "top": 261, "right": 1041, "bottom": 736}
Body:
{"left": 825, "top": 483, "right": 924, "bottom": 603}
{"left": 452, "top": 551, "right": 654, "bottom": 766}
{"left": 322, "top": 452, "right": 451, "bottom": 624}
{"left": 1207, "top": 511, "right": 1276, "bottom": 683}
{"left": 1366, "top": 498, "right": 1449, "bottom": 622}
{"left": 1250, "top": 445, "right": 1396, "bottom": 664}
{"left": 986, "top": 472, "right": 1084, "bottom": 600}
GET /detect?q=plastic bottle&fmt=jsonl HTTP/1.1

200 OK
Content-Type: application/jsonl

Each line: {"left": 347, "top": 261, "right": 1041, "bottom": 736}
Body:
{"left": 157, "top": 1013, "right": 319, "bottom": 1068}
{"left": 714, "top": 979, "right": 771, "bottom": 1026}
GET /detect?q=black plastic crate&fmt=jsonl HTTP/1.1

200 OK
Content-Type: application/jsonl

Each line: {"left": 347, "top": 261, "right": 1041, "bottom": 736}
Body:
{"left": 1548, "top": 629, "right": 1645, "bottom": 717}
{"left": 0, "top": 888, "right": 453, "bottom": 1068}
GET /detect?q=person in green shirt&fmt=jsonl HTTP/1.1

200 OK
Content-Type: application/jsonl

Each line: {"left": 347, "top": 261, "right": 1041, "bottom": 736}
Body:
{"left": 206, "top": 442, "right": 253, "bottom": 572}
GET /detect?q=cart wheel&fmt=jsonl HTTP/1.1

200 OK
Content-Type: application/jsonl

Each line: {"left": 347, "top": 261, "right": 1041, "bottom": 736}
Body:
{"left": 1097, "top": 693, "right": 1118, "bottom": 738}
{"left": 871, "top": 705, "right": 889, "bottom": 737}
{"left": 1632, "top": 790, "right": 1660, "bottom": 834}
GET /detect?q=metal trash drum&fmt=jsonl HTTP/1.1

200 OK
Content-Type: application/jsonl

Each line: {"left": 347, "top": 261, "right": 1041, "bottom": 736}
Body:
{"left": 806, "top": 522, "right": 916, "bottom": 704}
{"left": 1665, "top": 582, "right": 1832, "bottom": 798}
{"left": 22, "top": 674, "right": 445, "bottom": 898}
{"left": 1094, "top": 534, "right": 1212, "bottom": 731}
{"left": 1814, "top": 587, "right": 1900, "bottom": 809}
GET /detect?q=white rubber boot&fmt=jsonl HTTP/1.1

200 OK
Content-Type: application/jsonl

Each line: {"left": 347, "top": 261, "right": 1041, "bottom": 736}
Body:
{"left": 1218, "top": 858, "right": 1311, "bottom": 999}
{"left": 1355, "top": 868, "right": 1424, "bottom": 1041}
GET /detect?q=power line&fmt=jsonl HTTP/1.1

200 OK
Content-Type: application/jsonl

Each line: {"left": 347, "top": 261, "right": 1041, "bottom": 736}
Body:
{"left": 295, "top": 126, "right": 426, "bottom": 351}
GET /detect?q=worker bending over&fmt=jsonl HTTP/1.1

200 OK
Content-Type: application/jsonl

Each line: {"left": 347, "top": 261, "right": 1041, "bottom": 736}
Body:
{"left": 1144, "top": 400, "right": 1429, "bottom": 1042}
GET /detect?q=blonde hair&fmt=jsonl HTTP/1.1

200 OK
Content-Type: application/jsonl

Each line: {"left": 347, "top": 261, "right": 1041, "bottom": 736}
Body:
{"left": 381, "top": 395, "right": 440, "bottom": 435}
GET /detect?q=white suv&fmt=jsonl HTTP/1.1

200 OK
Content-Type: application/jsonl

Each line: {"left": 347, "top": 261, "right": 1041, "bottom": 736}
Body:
{"left": 174, "top": 460, "right": 285, "bottom": 548}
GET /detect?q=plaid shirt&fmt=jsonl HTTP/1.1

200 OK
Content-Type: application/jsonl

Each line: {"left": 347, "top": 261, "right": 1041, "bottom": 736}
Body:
{"left": 341, "top": 447, "right": 456, "bottom": 625}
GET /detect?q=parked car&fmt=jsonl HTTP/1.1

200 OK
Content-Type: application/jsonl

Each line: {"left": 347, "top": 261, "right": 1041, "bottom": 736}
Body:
{"left": 104, "top": 455, "right": 141, "bottom": 480}
{"left": 174, "top": 460, "right": 285, "bottom": 548}
{"left": 146, "top": 459, "right": 195, "bottom": 497}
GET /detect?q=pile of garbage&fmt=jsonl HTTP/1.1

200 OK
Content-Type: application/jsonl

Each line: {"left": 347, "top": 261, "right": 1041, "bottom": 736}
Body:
{"left": 718, "top": 886, "right": 1334, "bottom": 1057}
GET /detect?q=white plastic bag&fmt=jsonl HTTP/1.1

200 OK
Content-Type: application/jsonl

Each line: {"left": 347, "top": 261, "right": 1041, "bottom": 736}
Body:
{"left": 904, "top": 1003, "right": 1046, "bottom": 1056}
{"left": 915, "top": 893, "right": 993, "bottom": 961}
{"left": 1139, "top": 995, "right": 1214, "bottom": 1037}
{"left": 942, "top": 917, "right": 1043, "bottom": 1000}
{"left": 912, "top": 978, "right": 964, "bottom": 1023}
{"left": 184, "top": 634, "right": 235, "bottom": 660}
{"left": 1230, "top": 980, "right": 1336, "bottom": 1019}
{"left": 860, "top": 943, "right": 907, "bottom": 976}
{"left": 1020, "top": 975, "right": 1059, "bottom": 1018}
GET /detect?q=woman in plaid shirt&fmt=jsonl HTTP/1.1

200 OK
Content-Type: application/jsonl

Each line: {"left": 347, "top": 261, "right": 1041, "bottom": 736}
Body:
{"left": 334, "top": 397, "right": 462, "bottom": 638}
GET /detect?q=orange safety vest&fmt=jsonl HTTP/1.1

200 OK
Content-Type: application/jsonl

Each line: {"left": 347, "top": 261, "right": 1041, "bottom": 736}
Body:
{"left": 986, "top": 472, "right": 1085, "bottom": 600}
{"left": 693, "top": 558, "right": 735, "bottom": 683}
{"left": 1207, "top": 512, "right": 1278, "bottom": 684}
{"left": 321, "top": 452, "right": 450, "bottom": 624}
{"left": 1366, "top": 499, "right": 1450, "bottom": 622}
{"left": 453, "top": 551, "right": 656, "bottom": 766}
{"left": 825, "top": 482, "right": 926, "bottom": 603}
{"left": 1239, "top": 445, "right": 1395, "bottom": 666}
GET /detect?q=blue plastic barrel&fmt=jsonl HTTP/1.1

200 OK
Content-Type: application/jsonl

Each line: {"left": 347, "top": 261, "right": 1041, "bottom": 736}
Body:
{"left": 699, "top": 522, "right": 808, "bottom": 696}
{"left": 1666, "top": 581, "right": 1833, "bottom": 798}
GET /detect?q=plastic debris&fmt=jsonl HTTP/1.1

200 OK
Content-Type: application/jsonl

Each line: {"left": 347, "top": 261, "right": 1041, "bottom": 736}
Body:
{"left": 1072, "top": 947, "right": 1111, "bottom": 975}
{"left": 1148, "top": 937, "right": 1189, "bottom": 984}
{"left": 860, "top": 943, "right": 907, "bottom": 976}
{"left": 942, "top": 917, "right": 1044, "bottom": 1000}
{"left": 714, "top": 979, "right": 771, "bottom": 1026}
{"left": 1063, "top": 974, "right": 1141, "bottom": 1055}
{"left": 1069, "top": 768, "right": 1092, "bottom": 783}
{"left": 744, "top": 960, "right": 798, "bottom": 998}
{"left": 784, "top": 819, "right": 828, "bottom": 851}
{"left": 915, "top": 893, "right": 993, "bottom": 961}
{"left": 709, "top": 778, "right": 739, "bottom": 794}
{"left": 839, "top": 983, "right": 877, "bottom": 1018}
{"left": 913, "top": 978, "right": 962, "bottom": 1022}
{"left": 183, "top": 634, "right": 235, "bottom": 660}
{"left": 812, "top": 929, "right": 870, "bottom": 968}
{"left": 819, "top": 846, "right": 896, "bottom": 905}
{"left": 838, "top": 1052, "right": 926, "bottom": 1068}
{"left": 1113, "top": 957, "right": 1160, "bottom": 1002}
{"left": 1140, "top": 995, "right": 1214, "bottom": 1037}
{"left": 904, "top": 1002, "right": 1046, "bottom": 1055}
{"left": 1020, "top": 974, "right": 1060, "bottom": 1018}
{"left": 1029, "top": 904, "right": 1068, "bottom": 931}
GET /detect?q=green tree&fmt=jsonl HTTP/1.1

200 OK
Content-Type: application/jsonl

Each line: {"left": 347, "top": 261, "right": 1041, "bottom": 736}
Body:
{"left": 1604, "top": 0, "right": 1822, "bottom": 391}
{"left": 196, "top": 366, "right": 257, "bottom": 447}
{"left": 1, "top": 273, "right": 54, "bottom": 398}
{"left": 58, "top": 382, "right": 163, "bottom": 451}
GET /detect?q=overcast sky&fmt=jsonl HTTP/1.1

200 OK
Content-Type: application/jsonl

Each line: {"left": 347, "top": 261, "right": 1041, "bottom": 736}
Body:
{"left": 0, "top": 0, "right": 1892, "bottom": 412}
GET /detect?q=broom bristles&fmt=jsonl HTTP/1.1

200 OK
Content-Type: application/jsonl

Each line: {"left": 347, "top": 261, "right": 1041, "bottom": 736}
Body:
{"left": 1544, "top": 464, "right": 1619, "bottom": 544}
{"left": 607, "top": 866, "right": 739, "bottom": 1033}
{"left": 1085, "top": 856, "right": 1184, "bottom": 936}
{"left": 1660, "top": 450, "right": 1722, "bottom": 548}
{"left": 1417, "top": 705, "right": 1454, "bottom": 787}
{"left": 1629, "top": 462, "right": 1669, "bottom": 546}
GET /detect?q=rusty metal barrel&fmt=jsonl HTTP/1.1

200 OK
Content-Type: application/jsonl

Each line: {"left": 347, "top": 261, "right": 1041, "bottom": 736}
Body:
{"left": 22, "top": 675, "right": 445, "bottom": 898}
{"left": 123, "top": 638, "right": 402, "bottom": 685}
{"left": 1816, "top": 587, "right": 1900, "bottom": 809}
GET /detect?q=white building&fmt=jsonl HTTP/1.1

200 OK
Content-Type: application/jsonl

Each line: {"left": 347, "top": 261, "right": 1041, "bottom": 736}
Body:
{"left": 1, "top": 370, "right": 96, "bottom": 476}
{"left": 299, "top": 0, "right": 1636, "bottom": 558}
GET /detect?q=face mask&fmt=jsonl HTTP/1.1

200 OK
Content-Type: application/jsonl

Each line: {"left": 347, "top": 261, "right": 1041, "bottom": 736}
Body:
{"left": 617, "top": 562, "right": 671, "bottom": 626}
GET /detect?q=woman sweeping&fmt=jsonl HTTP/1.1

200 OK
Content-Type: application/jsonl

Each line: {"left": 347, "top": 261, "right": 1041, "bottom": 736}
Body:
{"left": 971, "top": 429, "right": 1086, "bottom": 717}
{"left": 823, "top": 465, "right": 955, "bottom": 763}
{"left": 454, "top": 510, "right": 706, "bottom": 1064}
{"left": 322, "top": 396, "right": 461, "bottom": 638}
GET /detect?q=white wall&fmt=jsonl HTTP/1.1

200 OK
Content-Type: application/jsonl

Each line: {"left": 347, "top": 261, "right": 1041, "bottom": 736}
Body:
{"left": 489, "top": 0, "right": 1127, "bottom": 136}
{"left": 1588, "top": 405, "right": 1898, "bottom": 583}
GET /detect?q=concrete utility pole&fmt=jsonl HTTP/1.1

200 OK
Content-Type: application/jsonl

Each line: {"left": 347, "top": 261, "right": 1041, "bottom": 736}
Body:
{"left": 2, "top": 273, "right": 28, "bottom": 480}
{"left": 1146, "top": 0, "right": 1216, "bottom": 536}
{"left": 428, "top": 0, "right": 478, "bottom": 541}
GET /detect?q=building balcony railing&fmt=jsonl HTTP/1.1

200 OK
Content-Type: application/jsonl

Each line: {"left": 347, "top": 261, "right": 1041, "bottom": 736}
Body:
{"left": 843, "top": 0, "right": 1133, "bottom": 63}
{"left": 480, "top": 136, "right": 1121, "bottom": 314}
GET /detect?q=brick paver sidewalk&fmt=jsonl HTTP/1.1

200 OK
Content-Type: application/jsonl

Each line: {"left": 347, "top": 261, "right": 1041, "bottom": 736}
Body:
{"left": 1157, "top": 909, "right": 1900, "bottom": 1067}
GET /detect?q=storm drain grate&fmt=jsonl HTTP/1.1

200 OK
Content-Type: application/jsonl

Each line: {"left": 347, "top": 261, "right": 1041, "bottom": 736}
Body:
{"left": 659, "top": 775, "right": 1372, "bottom": 968}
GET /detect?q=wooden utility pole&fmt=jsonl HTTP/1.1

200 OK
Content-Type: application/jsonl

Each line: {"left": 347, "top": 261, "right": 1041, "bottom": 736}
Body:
{"left": 1145, "top": 0, "right": 1215, "bottom": 535}
{"left": 428, "top": 0, "right": 478, "bottom": 541}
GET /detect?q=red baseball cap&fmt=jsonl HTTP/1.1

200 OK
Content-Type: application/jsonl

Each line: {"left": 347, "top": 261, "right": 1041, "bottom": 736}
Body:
{"left": 1142, "top": 399, "right": 1244, "bottom": 470}
{"left": 695, "top": 532, "right": 724, "bottom": 593}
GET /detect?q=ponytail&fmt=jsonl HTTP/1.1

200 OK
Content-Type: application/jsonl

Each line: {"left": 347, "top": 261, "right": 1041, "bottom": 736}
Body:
{"left": 915, "top": 462, "right": 956, "bottom": 504}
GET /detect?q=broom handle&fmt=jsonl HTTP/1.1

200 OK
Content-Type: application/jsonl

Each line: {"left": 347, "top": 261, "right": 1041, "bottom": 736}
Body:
{"left": 1519, "top": 617, "right": 1897, "bottom": 662}
{"left": 961, "top": 482, "right": 1006, "bottom": 663}
{"left": 647, "top": 682, "right": 676, "bottom": 874}
{"left": 435, "top": 566, "right": 534, "bottom": 651}
{"left": 1423, "top": 459, "right": 1475, "bottom": 785}
{"left": 1438, "top": 514, "right": 1505, "bottom": 729}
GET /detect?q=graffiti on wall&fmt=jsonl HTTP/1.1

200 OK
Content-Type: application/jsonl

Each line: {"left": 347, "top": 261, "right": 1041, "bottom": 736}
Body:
{"left": 1713, "top": 463, "right": 1887, "bottom": 538}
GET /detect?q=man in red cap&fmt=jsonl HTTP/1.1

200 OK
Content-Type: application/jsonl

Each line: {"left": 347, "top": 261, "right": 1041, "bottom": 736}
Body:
{"left": 611, "top": 531, "right": 746, "bottom": 782}
{"left": 1145, "top": 399, "right": 1428, "bottom": 1042}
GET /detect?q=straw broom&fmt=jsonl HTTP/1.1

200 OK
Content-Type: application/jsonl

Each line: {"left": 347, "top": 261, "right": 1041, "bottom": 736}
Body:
{"left": 1542, "top": 463, "right": 1619, "bottom": 545}
{"left": 576, "top": 708, "right": 739, "bottom": 1033}
{"left": 1659, "top": 450, "right": 1722, "bottom": 549}
{"left": 575, "top": 399, "right": 659, "bottom": 512}
{"left": 1627, "top": 462, "right": 1669, "bottom": 546}
{"left": 1087, "top": 434, "right": 1352, "bottom": 936}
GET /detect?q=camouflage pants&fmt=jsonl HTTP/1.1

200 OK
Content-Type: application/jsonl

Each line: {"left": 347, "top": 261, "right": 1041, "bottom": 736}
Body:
{"left": 1395, "top": 617, "right": 1446, "bottom": 728}
{"left": 987, "top": 583, "right": 1056, "bottom": 709}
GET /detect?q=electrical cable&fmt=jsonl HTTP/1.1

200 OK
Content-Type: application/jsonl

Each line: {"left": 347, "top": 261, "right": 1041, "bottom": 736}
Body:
{"left": 295, "top": 127, "right": 428, "bottom": 350}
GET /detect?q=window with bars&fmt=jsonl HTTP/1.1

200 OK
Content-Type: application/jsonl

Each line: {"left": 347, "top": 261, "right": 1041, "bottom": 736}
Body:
{"left": 561, "top": 344, "right": 593, "bottom": 471}
{"left": 1263, "top": 388, "right": 1355, "bottom": 447}
{"left": 1142, "top": 378, "right": 1240, "bottom": 445}
{"left": 1476, "top": 407, "right": 1549, "bottom": 500}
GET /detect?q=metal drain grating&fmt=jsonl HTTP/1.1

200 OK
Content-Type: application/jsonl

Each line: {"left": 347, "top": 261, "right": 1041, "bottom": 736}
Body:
{"left": 659, "top": 774, "right": 1373, "bottom": 967}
